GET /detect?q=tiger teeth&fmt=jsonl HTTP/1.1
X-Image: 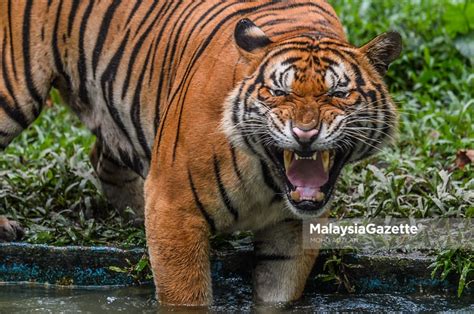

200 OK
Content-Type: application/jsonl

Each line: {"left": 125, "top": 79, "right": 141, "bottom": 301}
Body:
{"left": 322, "top": 151, "right": 330, "bottom": 172}
{"left": 285, "top": 150, "right": 332, "bottom": 172}
{"left": 284, "top": 150, "right": 293, "bottom": 170}
{"left": 294, "top": 152, "right": 318, "bottom": 160}
{"left": 290, "top": 190, "right": 301, "bottom": 202}
{"left": 315, "top": 191, "right": 325, "bottom": 202}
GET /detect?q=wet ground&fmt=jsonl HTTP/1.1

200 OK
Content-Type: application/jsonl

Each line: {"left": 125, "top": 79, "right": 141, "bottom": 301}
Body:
{"left": 0, "top": 284, "right": 472, "bottom": 313}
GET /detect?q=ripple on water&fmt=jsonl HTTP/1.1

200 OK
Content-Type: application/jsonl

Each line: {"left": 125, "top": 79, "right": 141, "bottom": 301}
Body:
{"left": 0, "top": 285, "right": 472, "bottom": 313}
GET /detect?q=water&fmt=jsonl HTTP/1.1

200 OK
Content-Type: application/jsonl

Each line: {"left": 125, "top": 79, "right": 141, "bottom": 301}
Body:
{"left": 0, "top": 285, "right": 472, "bottom": 313}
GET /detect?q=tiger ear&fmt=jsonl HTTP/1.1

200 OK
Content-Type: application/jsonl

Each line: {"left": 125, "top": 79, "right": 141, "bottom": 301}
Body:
{"left": 234, "top": 18, "right": 272, "bottom": 54}
{"left": 360, "top": 31, "right": 402, "bottom": 76}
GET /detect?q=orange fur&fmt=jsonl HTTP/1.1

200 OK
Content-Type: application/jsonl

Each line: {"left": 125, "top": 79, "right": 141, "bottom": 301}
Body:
{"left": 0, "top": 0, "right": 401, "bottom": 305}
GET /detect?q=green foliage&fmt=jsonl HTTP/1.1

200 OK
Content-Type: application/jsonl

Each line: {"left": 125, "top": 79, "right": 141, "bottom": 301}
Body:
{"left": 316, "top": 251, "right": 355, "bottom": 293}
{"left": 109, "top": 254, "right": 153, "bottom": 284}
{"left": 443, "top": 0, "right": 474, "bottom": 62}
{"left": 429, "top": 249, "right": 473, "bottom": 297}
{"left": 0, "top": 103, "right": 145, "bottom": 247}
{"left": 442, "top": 0, "right": 474, "bottom": 36}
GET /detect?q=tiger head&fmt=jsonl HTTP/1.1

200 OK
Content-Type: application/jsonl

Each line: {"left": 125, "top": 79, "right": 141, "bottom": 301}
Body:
{"left": 223, "top": 19, "right": 402, "bottom": 217}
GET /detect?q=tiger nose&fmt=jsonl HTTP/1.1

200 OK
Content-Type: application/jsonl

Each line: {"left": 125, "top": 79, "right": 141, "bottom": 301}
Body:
{"left": 292, "top": 126, "right": 318, "bottom": 143}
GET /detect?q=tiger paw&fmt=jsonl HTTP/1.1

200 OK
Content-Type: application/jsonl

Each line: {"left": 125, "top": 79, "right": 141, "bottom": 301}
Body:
{"left": 0, "top": 216, "right": 24, "bottom": 242}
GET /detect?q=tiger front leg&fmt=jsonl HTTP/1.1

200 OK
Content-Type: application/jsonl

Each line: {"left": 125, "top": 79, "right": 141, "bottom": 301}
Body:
{"left": 144, "top": 175, "right": 213, "bottom": 306}
{"left": 253, "top": 219, "right": 320, "bottom": 303}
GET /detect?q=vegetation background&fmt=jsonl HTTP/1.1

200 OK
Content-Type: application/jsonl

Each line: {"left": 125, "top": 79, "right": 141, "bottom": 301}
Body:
{"left": 0, "top": 0, "right": 473, "bottom": 295}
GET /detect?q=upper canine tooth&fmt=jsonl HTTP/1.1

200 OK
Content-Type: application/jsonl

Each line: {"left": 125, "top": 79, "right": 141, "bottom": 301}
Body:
{"left": 322, "top": 151, "right": 330, "bottom": 172}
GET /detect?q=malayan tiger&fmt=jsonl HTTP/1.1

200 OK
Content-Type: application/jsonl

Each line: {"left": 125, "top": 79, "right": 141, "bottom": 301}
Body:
{"left": 0, "top": 0, "right": 401, "bottom": 306}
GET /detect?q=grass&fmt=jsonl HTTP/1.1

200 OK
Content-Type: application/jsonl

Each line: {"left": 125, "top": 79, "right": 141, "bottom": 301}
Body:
{"left": 0, "top": 91, "right": 146, "bottom": 247}
{"left": 0, "top": 0, "right": 473, "bottom": 295}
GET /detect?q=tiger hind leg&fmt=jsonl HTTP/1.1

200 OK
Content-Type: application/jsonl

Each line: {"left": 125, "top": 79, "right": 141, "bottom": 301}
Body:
{"left": 90, "top": 141, "right": 145, "bottom": 223}
{"left": 0, "top": 21, "right": 52, "bottom": 242}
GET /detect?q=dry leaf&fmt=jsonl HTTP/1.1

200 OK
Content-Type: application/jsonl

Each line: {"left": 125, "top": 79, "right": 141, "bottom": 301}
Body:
{"left": 455, "top": 149, "right": 474, "bottom": 169}
{"left": 45, "top": 97, "right": 53, "bottom": 108}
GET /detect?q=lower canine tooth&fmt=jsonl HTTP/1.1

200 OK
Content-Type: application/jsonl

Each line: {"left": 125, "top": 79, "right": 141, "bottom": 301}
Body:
{"left": 315, "top": 191, "right": 325, "bottom": 202}
{"left": 284, "top": 150, "right": 292, "bottom": 171}
{"left": 290, "top": 190, "right": 301, "bottom": 202}
{"left": 322, "top": 151, "right": 330, "bottom": 172}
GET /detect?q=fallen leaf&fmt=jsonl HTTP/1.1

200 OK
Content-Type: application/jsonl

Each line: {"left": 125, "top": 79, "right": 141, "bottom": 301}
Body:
{"left": 455, "top": 149, "right": 474, "bottom": 169}
{"left": 45, "top": 97, "right": 53, "bottom": 108}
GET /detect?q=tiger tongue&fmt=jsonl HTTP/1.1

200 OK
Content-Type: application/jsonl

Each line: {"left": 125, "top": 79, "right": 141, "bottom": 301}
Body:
{"left": 286, "top": 152, "right": 329, "bottom": 196}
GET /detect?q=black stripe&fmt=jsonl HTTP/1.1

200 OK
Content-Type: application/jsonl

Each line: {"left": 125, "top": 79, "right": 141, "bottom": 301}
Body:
{"left": 164, "top": 2, "right": 205, "bottom": 100}
{"left": 134, "top": 0, "right": 160, "bottom": 36}
{"left": 230, "top": 146, "right": 243, "bottom": 182}
{"left": 120, "top": 1, "right": 166, "bottom": 100}
{"left": 259, "top": 17, "right": 294, "bottom": 28}
{"left": 151, "top": 1, "right": 182, "bottom": 132}
{"left": 1, "top": 31, "right": 29, "bottom": 128}
{"left": 92, "top": 0, "right": 121, "bottom": 77}
{"left": 7, "top": 0, "right": 18, "bottom": 80}
{"left": 254, "top": 254, "right": 293, "bottom": 261}
{"left": 213, "top": 155, "right": 239, "bottom": 221}
{"left": 130, "top": 44, "right": 153, "bottom": 160}
{"left": 99, "top": 30, "right": 135, "bottom": 150}
{"left": 233, "top": 84, "right": 260, "bottom": 156}
{"left": 67, "top": 0, "right": 80, "bottom": 37}
{"left": 0, "top": 95, "right": 29, "bottom": 129}
{"left": 151, "top": 1, "right": 194, "bottom": 142}
{"left": 188, "top": 169, "right": 216, "bottom": 234}
{"left": 22, "top": 0, "right": 43, "bottom": 113}
{"left": 147, "top": 36, "right": 160, "bottom": 86}
{"left": 175, "top": 1, "right": 237, "bottom": 66}
{"left": 77, "top": 0, "right": 95, "bottom": 104}
{"left": 125, "top": 0, "right": 141, "bottom": 26}
{"left": 98, "top": 174, "right": 139, "bottom": 187}
{"left": 351, "top": 63, "right": 366, "bottom": 87}
{"left": 117, "top": 147, "right": 143, "bottom": 176}
{"left": 51, "top": 1, "right": 72, "bottom": 90}
{"left": 171, "top": 76, "right": 192, "bottom": 162}
{"left": 259, "top": 159, "right": 282, "bottom": 203}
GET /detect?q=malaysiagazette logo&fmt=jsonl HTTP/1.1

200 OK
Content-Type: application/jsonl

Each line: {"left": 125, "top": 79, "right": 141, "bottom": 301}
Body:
{"left": 310, "top": 222, "right": 419, "bottom": 236}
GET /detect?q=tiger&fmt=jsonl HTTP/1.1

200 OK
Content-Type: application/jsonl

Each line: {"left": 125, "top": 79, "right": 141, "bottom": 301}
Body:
{"left": 0, "top": 0, "right": 401, "bottom": 306}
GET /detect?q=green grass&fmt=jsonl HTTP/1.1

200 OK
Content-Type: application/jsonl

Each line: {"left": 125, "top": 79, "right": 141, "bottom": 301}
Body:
{"left": 0, "top": 92, "right": 145, "bottom": 247}
{"left": 0, "top": 0, "right": 473, "bottom": 294}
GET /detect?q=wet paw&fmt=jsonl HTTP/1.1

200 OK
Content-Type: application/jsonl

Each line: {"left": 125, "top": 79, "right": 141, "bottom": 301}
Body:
{"left": 0, "top": 216, "right": 24, "bottom": 242}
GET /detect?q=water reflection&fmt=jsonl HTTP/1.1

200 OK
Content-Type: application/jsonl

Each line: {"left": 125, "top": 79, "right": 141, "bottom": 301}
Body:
{"left": 0, "top": 284, "right": 472, "bottom": 313}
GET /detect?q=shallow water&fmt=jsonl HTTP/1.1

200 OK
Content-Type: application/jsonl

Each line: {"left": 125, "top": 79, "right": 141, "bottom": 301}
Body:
{"left": 0, "top": 285, "right": 473, "bottom": 313}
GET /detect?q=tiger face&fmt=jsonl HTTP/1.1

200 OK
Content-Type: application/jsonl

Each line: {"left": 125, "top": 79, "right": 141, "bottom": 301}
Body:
{"left": 224, "top": 19, "right": 402, "bottom": 217}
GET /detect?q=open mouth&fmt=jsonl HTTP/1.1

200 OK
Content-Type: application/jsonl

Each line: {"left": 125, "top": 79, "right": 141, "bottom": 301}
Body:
{"left": 268, "top": 148, "right": 351, "bottom": 213}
